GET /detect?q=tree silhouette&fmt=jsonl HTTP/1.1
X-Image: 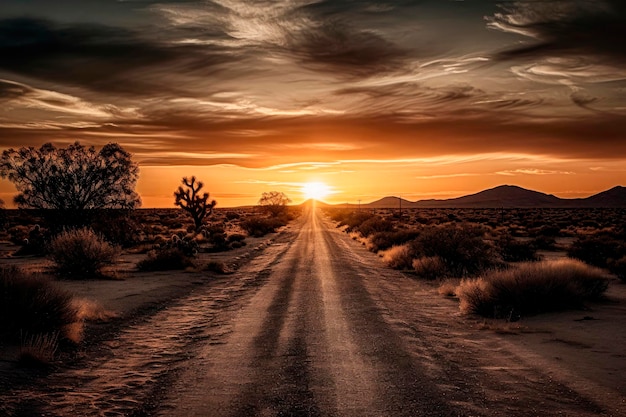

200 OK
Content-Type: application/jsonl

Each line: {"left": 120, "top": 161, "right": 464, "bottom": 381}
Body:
{"left": 0, "top": 142, "right": 140, "bottom": 211}
{"left": 174, "top": 176, "right": 217, "bottom": 231}
{"left": 258, "top": 191, "right": 291, "bottom": 217}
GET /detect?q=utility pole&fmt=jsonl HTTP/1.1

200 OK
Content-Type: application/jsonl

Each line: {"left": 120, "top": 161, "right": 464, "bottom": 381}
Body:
{"left": 358, "top": 199, "right": 361, "bottom": 211}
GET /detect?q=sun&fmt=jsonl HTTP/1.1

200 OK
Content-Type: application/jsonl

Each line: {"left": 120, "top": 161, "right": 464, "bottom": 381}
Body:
{"left": 301, "top": 182, "right": 331, "bottom": 201}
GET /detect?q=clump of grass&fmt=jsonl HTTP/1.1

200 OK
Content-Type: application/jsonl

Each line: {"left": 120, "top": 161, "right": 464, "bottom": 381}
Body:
{"left": 457, "top": 259, "right": 611, "bottom": 319}
{"left": 137, "top": 248, "right": 194, "bottom": 271}
{"left": 240, "top": 216, "right": 285, "bottom": 237}
{"left": 49, "top": 227, "right": 120, "bottom": 279}
{"left": 0, "top": 266, "right": 78, "bottom": 344}
{"left": 381, "top": 244, "right": 414, "bottom": 270}
{"left": 19, "top": 332, "right": 59, "bottom": 367}
{"left": 438, "top": 280, "right": 459, "bottom": 297}
{"left": 413, "top": 256, "right": 447, "bottom": 280}
{"left": 204, "top": 260, "right": 230, "bottom": 274}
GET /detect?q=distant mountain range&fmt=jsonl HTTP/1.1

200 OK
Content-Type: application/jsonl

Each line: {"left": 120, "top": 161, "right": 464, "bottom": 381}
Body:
{"left": 330, "top": 185, "right": 626, "bottom": 209}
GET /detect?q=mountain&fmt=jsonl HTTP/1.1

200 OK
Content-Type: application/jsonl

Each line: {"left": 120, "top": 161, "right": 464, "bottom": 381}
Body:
{"left": 358, "top": 185, "right": 626, "bottom": 209}
{"left": 415, "top": 185, "right": 563, "bottom": 208}
{"left": 366, "top": 196, "right": 414, "bottom": 209}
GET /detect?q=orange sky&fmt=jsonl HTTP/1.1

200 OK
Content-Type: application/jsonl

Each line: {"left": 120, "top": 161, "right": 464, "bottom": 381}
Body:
{"left": 0, "top": 1, "right": 625, "bottom": 207}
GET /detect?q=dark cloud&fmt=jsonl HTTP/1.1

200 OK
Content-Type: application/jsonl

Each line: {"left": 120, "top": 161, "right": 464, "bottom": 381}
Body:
{"left": 0, "top": 17, "right": 236, "bottom": 95}
{"left": 289, "top": 21, "right": 410, "bottom": 77}
{"left": 491, "top": 0, "right": 626, "bottom": 64}
{"left": 297, "top": 0, "right": 423, "bottom": 18}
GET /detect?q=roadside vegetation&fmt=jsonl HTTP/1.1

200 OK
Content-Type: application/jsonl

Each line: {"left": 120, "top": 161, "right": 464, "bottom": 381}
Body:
{"left": 0, "top": 141, "right": 300, "bottom": 367}
{"left": 457, "top": 260, "right": 611, "bottom": 319}
{"left": 326, "top": 207, "right": 623, "bottom": 318}
{"left": 0, "top": 266, "right": 79, "bottom": 365}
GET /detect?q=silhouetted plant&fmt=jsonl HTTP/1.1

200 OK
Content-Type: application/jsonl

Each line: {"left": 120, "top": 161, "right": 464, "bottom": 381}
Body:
{"left": 258, "top": 191, "right": 291, "bottom": 217}
{"left": 496, "top": 233, "right": 539, "bottom": 262}
{"left": 0, "top": 266, "right": 77, "bottom": 344}
{"left": 174, "top": 176, "right": 217, "bottom": 231}
{"left": 0, "top": 142, "right": 140, "bottom": 230}
{"left": 241, "top": 216, "right": 284, "bottom": 237}
{"left": 137, "top": 247, "right": 194, "bottom": 271}
{"left": 49, "top": 228, "right": 120, "bottom": 278}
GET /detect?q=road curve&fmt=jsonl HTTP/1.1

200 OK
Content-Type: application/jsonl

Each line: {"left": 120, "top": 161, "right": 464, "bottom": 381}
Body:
{"left": 157, "top": 206, "right": 610, "bottom": 417}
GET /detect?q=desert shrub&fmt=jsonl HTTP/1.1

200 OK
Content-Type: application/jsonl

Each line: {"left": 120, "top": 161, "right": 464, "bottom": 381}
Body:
{"left": 568, "top": 233, "right": 626, "bottom": 280}
{"left": 158, "top": 234, "right": 199, "bottom": 256}
{"left": 355, "top": 216, "right": 395, "bottom": 237}
{"left": 0, "top": 266, "right": 78, "bottom": 343}
{"left": 411, "top": 224, "right": 496, "bottom": 277}
{"left": 381, "top": 245, "right": 414, "bottom": 270}
{"left": 412, "top": 256, "right": 447, "bottom": 280}
{"left": 496, "top": 234, "right": 539, "bottom": 262}
{"left": 241, "top": 216, "right": 284, "bottom": 237}
{"left": 225, "top": 211, "right": 241, "bottom": 220}
{"left": 13, "top": 224, "right": 49, "bottom": 256}
{"left": 19, "top": 332, "right": 59, "bottom": 367}
{"left": 609, "top": 256, "right": 626, "bottom": 282}
{"left": 438, "top": 280, "right": 458, "bottom": 297}
{"left": 457, "top": 260, "right": 611, "bottom": 318}
{"left": 227, "top": 233, "right": 246, "bottom": 243}
{"left": 204, "top": 260, "right": 229, "bottom": 274}
{"left": 532, "top": 235, "right": 557, "bottom": 251}
{"left": 49, "top": 228, "right": 120, "bottom": 278}
{"left": 368, "top": 229, "right": 421, "bottom": 252}
{"left": 137, "top": 248, "right": 194, "bottom": 271}
{"left": 90, "top": 210, "right": 141, "bottom": 247}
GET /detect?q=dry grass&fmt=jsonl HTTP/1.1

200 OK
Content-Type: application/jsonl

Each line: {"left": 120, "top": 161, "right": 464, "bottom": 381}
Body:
{"left": 457, "top": 259, "right": 611, "bottom": 319}
{"left": 438, "top": 279, "right": 460, "bottom": 297}
{"left": 0, "top": 266, "right": 78, "bottom": 343}
{"left": 381, "top": 244, "right": 414, "bottom": 270}
{"left": 49, "top": 227, "right": 120, "bottom": 278}
{"left": 18, "top": 332, "right": 59, "bottom": 367}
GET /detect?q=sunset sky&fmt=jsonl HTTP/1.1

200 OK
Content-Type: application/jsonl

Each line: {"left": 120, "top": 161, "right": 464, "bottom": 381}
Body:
{"left": 0, "top": 0, "right": 625, "bottom": 207}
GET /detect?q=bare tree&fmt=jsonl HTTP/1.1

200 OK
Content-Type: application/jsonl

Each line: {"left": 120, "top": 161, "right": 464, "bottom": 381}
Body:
{"left": 174, "top": 176, "right": 217, "bottom": 231}
{"left": 258, "top": 191, "right": 291, "bottom": 217}
{"left": 0, "top": 142, "right": 140, "bottom": 210}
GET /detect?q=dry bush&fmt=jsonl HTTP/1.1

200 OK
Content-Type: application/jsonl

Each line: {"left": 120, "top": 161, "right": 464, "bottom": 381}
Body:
{"left": 438, "top": 280, "right": 460, "bottom": 297}
{"left": 411, "top": 224, "right": 497, "bottom": 277}
{"left": 0, "top": 266, "right": 78, "bottom": 344}
{"left": 241, "top": 216, "right": 285, "bottom": 237}
{"left": 381, "top": 244, "right": 414, "bottom": 270}
{"left": 355, "top": 216, "right": 395, "bottom": 237}
{"left": 19, "top": 332, "right": 59, "bottom": 367}
{"left": 49, "top": 227, "right": 120, "bottom": 278}
{"left": 137, "top": 248, "right": 194, "bottom": 271}
{"left": 204, "top": 260, "right": 229, "bottom": 274}
{"left": 457, "top": 259, "right": 611, "bottom": 319}
{"left": 413, "top": 256, "right": 447, "bottom": 280}
{"left": 367, "top": 229, "right": 421, "bottom": 252}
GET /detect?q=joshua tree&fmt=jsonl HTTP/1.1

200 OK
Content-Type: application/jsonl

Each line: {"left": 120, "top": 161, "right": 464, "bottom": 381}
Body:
{"left": 174, "top": 176, "right": 217, "bottom": 231}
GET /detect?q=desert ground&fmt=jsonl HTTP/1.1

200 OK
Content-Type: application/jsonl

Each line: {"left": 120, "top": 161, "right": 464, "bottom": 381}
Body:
{"left": 0, "top": 206, "right": 625, "bottom": 416}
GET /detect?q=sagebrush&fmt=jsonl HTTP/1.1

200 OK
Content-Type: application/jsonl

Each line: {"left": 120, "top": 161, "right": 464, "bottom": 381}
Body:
{"left": 457, "top": 259, "right": 611, "bottom": 318}
{"left": 0, "top": 266, "right": 78, "bottom": 343}
{"left": 49, "top": 227, "right": 120, "bottom": 278}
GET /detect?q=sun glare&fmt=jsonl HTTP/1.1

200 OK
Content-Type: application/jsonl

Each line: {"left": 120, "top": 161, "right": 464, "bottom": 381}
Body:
{"left": 301, "top": 182, "right": 331, "bottom": 201}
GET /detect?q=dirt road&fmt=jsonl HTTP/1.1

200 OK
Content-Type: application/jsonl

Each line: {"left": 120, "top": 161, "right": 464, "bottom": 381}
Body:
{"left": 2, "top": 206, "right": 623, "bottom": 416}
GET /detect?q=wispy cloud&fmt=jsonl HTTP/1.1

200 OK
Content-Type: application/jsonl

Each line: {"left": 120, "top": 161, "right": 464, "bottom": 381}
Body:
{"left": 496, "top": 168, "right": 575, "bottom": 176}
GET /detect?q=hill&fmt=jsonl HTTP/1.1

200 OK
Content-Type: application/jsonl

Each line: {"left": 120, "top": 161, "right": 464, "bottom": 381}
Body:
{"left": 357, "top": 185, "right": 626, "bottom": 209}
